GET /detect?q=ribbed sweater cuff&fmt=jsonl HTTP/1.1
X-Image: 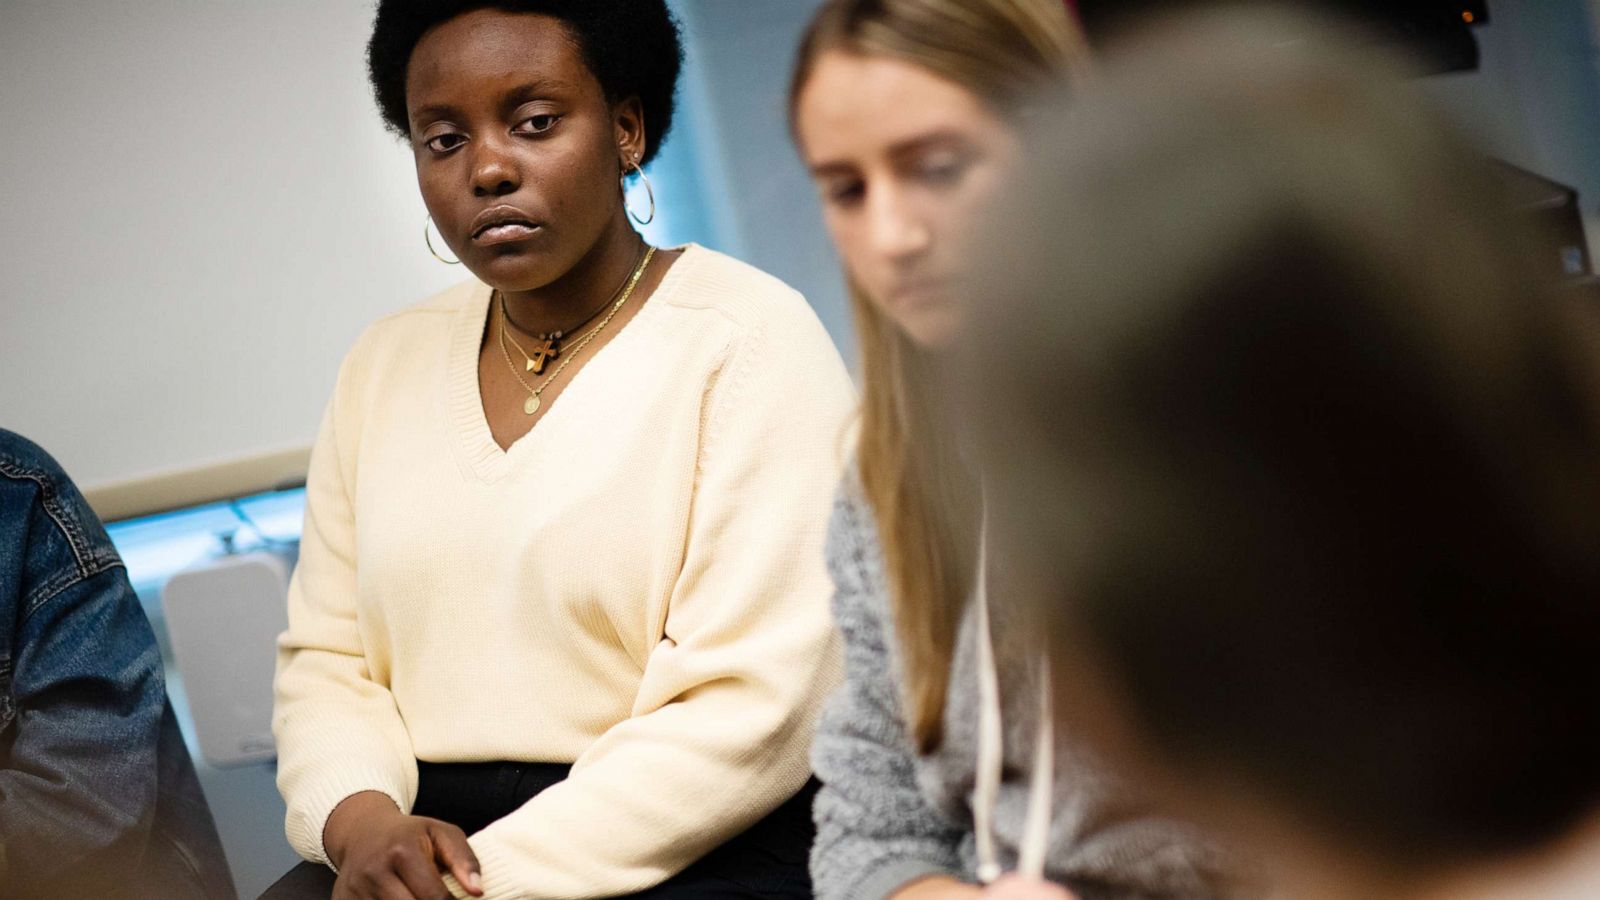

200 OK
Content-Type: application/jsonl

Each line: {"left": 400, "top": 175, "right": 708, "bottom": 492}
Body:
{"left": 444, "top": 832, "right": 537, "bottom": 896}
{"left": 446, "top": 830, "right": 680, "bottom": 900}
{"left": 444, "top": 834, "right": 537, "bottom": 900}
{"left": 444, "top": 837, "right": 508, "bottom": 900}
{"left": 286, "top": 771, "right": 409, "bottom": 868}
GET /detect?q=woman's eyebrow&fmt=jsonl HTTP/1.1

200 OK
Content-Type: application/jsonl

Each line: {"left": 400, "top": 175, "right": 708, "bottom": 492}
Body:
{"left": 409, "top": 100, "right": 461, "bottom": 128}
{"left": 886, "top": 130, "right": 971, "bottom": 161}
{"left": 807, "top": 160, "right": 858, "bottom": 180}
{"left": 505, "top": 78, "right": 579, "bottom": 103}
{"left": 408, "top": 78, "right": 578, "bottom": 129}
{"left": 806, "top": 131, "right": 971, "bottom": 179}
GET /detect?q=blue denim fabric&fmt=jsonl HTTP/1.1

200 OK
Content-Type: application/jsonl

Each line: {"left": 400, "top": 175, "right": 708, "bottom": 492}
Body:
{"left": 0, "top": 429, "right": 236, "bottom": 900}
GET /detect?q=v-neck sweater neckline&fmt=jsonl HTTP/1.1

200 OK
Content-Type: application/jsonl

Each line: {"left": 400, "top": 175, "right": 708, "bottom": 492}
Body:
{"left": 444, "top": 244, "right": 703, "bottom": 483}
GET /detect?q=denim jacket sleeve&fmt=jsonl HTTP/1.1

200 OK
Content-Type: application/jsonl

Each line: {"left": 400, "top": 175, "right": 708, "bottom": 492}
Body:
{"left": 0, "top": 430, "right": 168, "bottom": 891}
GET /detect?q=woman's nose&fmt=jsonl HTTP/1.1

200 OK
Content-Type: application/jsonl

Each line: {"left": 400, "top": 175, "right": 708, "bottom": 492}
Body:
{"left": 866, "top": 186, "right": 933, "bottom": 262}
{"left": 470, "top": 137, "right": 521, "bottom": 197}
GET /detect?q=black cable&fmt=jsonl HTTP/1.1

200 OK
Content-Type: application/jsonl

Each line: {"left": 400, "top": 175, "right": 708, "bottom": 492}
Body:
{"left": 228, "top": 497, "right": 297, "bottom": 550}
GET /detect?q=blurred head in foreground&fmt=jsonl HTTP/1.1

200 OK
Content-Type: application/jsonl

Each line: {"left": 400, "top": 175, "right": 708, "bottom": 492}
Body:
{"left": 966, "top": 7, "right": 1600, "bottom": 899}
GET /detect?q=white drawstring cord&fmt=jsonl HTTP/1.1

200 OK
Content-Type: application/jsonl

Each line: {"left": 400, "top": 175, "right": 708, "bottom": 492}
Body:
{"left": 973, "top": 527, "right": 1005, "bottom": 885}
{"left": 1018, "top": 658, "right": 1055, "bottom": 879}
{"left": 973, "top": 522, "right": 1056, "bottom": 885}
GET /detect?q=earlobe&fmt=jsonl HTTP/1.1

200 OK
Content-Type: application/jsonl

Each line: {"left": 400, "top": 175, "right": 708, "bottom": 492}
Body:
{"left": 618, "top": 142, "right": 647, "bottom": 174}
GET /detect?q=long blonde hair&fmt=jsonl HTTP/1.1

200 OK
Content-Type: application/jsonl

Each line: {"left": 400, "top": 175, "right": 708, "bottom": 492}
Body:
{"left": 790, "top": 0, "right": 1090, "bottom": 752}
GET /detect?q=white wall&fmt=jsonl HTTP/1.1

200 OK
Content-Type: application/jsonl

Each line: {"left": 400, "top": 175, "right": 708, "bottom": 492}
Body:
{"left": 0, "top": 0, "right": 848, "bottom": 494}
{"left": 0, "top": 1, "right": 469, "bottom": 489}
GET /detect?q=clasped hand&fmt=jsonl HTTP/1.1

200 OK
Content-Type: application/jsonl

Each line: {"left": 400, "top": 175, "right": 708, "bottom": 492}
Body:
{"left": 323, "top": 791, "right": 485, "bottom": 900}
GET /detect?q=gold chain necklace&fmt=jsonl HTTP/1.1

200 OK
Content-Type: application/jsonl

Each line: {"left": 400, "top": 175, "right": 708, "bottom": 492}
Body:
{"left": 497, "top": 245, "right": 655, "bottom": 416}
{"left": 500, "top": 300, "right": 577, "bottom": 376}
{"left": 500, "top": 279, "right": 619, "bottom": 375}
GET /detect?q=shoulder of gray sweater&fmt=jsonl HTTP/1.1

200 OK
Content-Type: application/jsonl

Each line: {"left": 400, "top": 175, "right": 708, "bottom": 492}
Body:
{"left": 825, "top": 476, "right": 888, "bottom": 611}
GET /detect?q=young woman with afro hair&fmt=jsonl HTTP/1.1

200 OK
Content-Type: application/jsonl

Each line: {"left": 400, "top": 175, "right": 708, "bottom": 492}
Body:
{"left": 266, "top": 3, "right": 854, "bottom": 898}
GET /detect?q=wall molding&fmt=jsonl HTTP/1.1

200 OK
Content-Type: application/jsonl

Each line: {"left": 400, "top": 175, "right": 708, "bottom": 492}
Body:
{"left": 84, "top": 446, "right": 312, "bottom": 522}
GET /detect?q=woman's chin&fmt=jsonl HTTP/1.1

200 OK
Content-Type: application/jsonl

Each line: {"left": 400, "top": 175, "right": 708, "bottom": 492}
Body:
{"left": 897, "top": 306, "right": 966, "bottom": 350}
{"left": 465, "top": 247, "right": 567, "bottom": 293}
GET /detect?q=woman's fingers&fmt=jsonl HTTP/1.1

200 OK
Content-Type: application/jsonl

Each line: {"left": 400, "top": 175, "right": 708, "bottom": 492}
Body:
{"left": 374, "top": 871, "right": 427, "bottom": 900}
{"left": 391, "top": 837, "right": 454, "bottom": 900}
{"left": 428, "top": 820, "right": 484, "bottom": 897}
{"left": 980, "top": 875, "right": 1078, "bottom": 899}
{"left": 333, "top": 868, "right": 426, "bottom": 900}
{"left": 329, "top": 812, "right": 474, "bottom": 900}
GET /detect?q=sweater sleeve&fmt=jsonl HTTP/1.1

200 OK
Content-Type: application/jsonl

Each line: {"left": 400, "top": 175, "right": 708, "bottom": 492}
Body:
{"left": 810, "top": 486, "right": 970, "bottom": 900}
{"left": 272, "top": 341, "right": 418, "bottom": 867}
{"left": 455, "top": 302, "right": 855, "bottom": 899}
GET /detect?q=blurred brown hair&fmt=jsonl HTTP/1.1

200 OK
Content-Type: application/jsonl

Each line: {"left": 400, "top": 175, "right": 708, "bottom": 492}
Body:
{"left": 969, "top": 6, "right": 1600, "bottom": 869}
{"left": 789, "top": 0, "right": 1090, "bottom": 752}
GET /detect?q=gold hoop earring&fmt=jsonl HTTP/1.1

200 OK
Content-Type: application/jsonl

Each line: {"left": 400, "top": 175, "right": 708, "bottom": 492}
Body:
{"left": 424, "top": 214, "right": 461, "bottom": 265}
{"left": 621, "top": 160, "right": 656, "bottom": 226}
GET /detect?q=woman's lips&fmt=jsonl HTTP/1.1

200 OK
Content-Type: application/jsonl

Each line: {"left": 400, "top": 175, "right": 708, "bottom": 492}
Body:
{"left": 473, "top": 222, "right": 542, "bottom": 245}
{"left": 890, "top": 280, "right": 954, "bottom": 310}
{"left": 468, "top": 204, "right": 544, "bottom": 246}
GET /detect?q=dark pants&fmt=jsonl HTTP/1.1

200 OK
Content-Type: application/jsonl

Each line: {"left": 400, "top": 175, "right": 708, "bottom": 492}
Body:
{"left": 259, "top": 761, "right": 817, "bottom": 899}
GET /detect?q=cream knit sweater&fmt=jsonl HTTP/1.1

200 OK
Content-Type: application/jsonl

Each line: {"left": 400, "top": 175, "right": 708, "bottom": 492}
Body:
{"left": 272, "top": 245, "right": 854, "bottom": 899}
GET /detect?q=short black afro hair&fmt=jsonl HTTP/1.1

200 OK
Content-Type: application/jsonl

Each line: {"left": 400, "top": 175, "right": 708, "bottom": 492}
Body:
{"left": 368, "top": 0, "right": 683, "bottom": 166}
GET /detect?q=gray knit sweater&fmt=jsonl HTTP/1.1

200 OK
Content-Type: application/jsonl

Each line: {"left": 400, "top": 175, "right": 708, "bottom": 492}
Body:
{"left": 811, "top": 483, "right": 1241, "bottom": 900}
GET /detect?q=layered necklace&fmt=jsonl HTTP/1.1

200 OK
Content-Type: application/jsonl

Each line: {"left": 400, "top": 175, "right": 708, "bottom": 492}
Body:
{"left": 500, "top": 288, "right": 607, "bottom": 375}
{"left": 496, "top": 244, "right": 655, "bottom": 416}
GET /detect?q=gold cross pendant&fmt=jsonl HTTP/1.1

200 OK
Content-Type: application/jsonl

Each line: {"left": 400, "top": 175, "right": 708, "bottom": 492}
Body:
{"left": 528, "top": 337, "right": 559, "bottom": 374}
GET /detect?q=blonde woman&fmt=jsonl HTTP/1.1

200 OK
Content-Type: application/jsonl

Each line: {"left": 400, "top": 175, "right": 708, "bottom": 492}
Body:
{"left": 790, "top": 2, "right": 1236, "bottom": 899}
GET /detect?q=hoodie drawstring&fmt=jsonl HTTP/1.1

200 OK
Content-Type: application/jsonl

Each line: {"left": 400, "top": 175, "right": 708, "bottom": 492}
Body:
{"left": 1019, "top": 659, "right": 1054, "bottom": 879}
{"left": 973, "top": 524, "right": 1056, "bottom": 884}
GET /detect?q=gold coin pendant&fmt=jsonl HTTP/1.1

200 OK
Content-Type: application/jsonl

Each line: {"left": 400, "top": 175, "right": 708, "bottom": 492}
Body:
{"left": 524, "top": 395, "right": 541, "bottom": 416}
